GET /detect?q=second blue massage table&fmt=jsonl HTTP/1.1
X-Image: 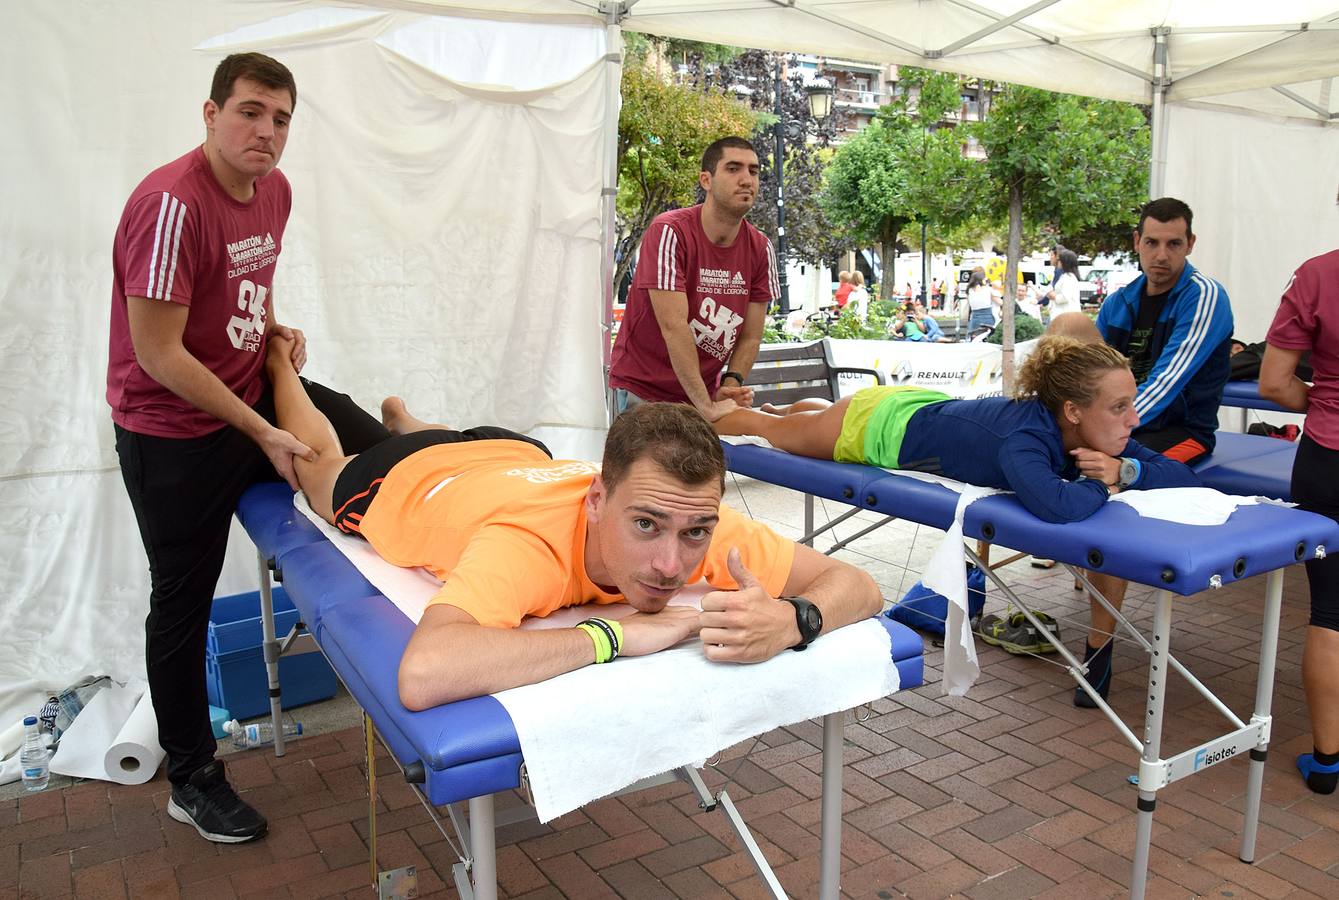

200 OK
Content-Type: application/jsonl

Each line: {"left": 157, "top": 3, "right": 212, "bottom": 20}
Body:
{"left": 233, "top": 481, "right": 926, "bottom": 900}
{"left": 722, "top": 433, "right": 1335, "bottom": 900}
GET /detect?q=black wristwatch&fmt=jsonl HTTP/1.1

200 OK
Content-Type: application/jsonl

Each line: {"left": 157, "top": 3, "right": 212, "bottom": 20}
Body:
{"left": 782, "top": 596, "right": 823, "bottom": 651}
{"left": 721, "top": 370, "right": 745, "bottom": 387}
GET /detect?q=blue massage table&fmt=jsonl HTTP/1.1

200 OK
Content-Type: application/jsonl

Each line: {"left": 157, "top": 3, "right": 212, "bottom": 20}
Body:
{"left": 234, "top": 481, "right": 925, "bottom": 900}
{"left": 1193, "top": 430, "right": 1297, "bottom": 501}
{"left": 1220, "top": 378, "right": 1300, "bottom": 433}
{"left": 1221, "top": 379, "right": 1292, "bottom": 415}
{"left": 722, "top": 436, "right": 1336, "bottom": 900}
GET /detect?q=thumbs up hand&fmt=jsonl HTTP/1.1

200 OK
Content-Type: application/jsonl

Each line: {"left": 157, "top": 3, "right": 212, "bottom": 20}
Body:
{"left": 699, "top": 548, "right": 799, "bottom": 663}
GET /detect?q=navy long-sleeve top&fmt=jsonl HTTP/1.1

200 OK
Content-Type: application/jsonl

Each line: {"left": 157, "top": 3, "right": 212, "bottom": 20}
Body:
{"left": 897, "top": 396, "right": 1201, "bottom": 523}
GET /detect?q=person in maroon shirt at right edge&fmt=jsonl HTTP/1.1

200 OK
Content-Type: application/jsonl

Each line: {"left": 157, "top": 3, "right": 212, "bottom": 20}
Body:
{"left": 1260, "top": 248, "right": 1339, "bottom": 794}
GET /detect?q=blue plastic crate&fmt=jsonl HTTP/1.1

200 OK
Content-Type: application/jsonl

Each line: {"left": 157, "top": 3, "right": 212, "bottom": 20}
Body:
{"left": 206, "top": 589, "right": 337, "bottom": 720}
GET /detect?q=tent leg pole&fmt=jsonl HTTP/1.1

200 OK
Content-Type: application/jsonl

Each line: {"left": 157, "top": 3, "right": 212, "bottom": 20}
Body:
{"left": 1149, "top": 26, "right": 1170, "bottom": 197}
{"left": 599, "top": 2, "right": 623, "bottom": 424}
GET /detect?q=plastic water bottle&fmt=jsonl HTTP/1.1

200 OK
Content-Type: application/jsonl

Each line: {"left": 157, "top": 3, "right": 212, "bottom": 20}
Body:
{"left": 20, "top": 716, "right": 49, "bottom": 792}
{"left": 222, "top": 719, "right": 302, "bottom": 749}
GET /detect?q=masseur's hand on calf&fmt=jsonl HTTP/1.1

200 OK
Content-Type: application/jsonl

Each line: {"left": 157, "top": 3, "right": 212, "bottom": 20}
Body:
{"left": 714, "top": 384, "right": 755, "bottom": 409}
{"left": 698, "top": 397, "right": 743, "bottom": 423}
{"left": 1071, "top": 447, "right": 1121, "bottom": 486}
{"left": 256, "top": 428, "right": 315, "bottom": 491}
{"left": 698, "top": 549, "right": 798, "bottom": 663}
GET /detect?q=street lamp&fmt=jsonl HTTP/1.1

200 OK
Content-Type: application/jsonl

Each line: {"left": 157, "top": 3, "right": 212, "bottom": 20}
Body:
{"left": 773, "top": 62, "right": 833, "bottom": 316}
{"left": 805, "top": 79, "right": 834, "bottom": 121}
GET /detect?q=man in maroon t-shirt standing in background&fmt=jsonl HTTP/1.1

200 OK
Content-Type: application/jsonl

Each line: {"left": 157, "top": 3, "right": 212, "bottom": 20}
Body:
{"left": 107, "top": 53, "right": 387, "bottom": 844}
{"left": 610, "top": 136, "right": 780, "bottom": 421}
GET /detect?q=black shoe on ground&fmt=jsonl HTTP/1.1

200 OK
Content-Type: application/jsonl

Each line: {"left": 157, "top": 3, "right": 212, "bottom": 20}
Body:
{"left": 1074, "top": 639, "right": 1114, "bottom": 708}
{"left": 168, "top": 760, "right": 267, "bottom": 843}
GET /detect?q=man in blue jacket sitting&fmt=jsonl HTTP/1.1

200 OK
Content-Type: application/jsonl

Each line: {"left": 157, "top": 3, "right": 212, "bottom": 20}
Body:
{"left": 1097, "top": 197, "right": 1234, "bottom": 465}
{"left": 1075, "top": 197, "right": 1233, "bottom": 708}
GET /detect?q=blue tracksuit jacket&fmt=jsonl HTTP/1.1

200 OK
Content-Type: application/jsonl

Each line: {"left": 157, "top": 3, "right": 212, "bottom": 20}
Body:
{"left": 1095, "top": 261, "right": 1234, "bottom": 451}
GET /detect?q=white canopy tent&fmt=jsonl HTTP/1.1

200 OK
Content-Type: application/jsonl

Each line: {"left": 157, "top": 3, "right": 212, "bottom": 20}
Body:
{"left": 4, "top": 0, "right": 1337, "bottom": 731}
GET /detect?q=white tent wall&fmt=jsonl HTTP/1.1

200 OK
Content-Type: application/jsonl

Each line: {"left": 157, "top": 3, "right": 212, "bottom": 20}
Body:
{"left": 1, "top": 2, "right": 613, "bottom": 725}
{"left": 1163, "top": 102, "right": 1339, "bottom": 341}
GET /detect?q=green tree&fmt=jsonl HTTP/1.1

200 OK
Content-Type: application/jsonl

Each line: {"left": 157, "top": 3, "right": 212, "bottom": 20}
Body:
{"left": 821, "top": 120, "right": 912, "bottom": 301}
{"left": 614, "top": 63, "right": 757, "bottom": 289}
{"left": 822, "top": 68, "right": 982, "bottom": 301}
{"left": 970, "top": 85, "right": 1149, "bottom": 384}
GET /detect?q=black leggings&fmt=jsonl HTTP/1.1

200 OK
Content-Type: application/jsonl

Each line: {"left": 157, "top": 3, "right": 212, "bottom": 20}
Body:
{"left": 1291, "top": 433, "right": 1339, "bottom": 631}
{"left": 116, "top": 378, "right": 388, "bottom": 786}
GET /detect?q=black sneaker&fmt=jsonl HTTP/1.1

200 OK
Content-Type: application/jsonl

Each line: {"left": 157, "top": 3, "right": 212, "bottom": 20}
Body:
{"left": 167, "top": 760, "right": 267, "bottom": 843}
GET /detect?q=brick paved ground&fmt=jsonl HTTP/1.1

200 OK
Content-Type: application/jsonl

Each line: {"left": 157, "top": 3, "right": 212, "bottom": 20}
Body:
{"left": 5, "top": 485, "right": 1338, "bottom": 897}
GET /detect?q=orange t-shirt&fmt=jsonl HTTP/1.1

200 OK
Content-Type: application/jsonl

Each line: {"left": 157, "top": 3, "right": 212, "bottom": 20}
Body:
{"left": 356, "top": 440, "right": 796, "bottom": 628}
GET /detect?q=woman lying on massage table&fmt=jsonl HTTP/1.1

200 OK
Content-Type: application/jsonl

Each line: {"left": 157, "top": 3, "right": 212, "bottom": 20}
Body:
{"left": 718, "top": 334, "right": 1203, "bottom": 709}
{"left": 714, "top": 335, "right": 1201, "bottom": 523}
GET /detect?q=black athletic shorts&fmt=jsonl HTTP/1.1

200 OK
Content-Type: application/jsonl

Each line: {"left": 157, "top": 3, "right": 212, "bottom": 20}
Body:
{"left": 330, "top": 427, "right": 551, "bottom": 534}
{"left": 1292, "top": 433, "right": 1339, "bottom": 631}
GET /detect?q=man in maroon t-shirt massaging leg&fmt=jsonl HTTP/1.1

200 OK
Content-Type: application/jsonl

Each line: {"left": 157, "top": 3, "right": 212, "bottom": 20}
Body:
{"left": 107, "top": 53, "right": 387, "bottom": 844}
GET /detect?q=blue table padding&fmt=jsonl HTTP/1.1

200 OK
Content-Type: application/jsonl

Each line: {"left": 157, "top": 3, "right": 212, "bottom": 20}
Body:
{"left": 275, "top": 542, "right": 379, "bottom": 634}
{"left": 1221, "top": 380, "right": 1291, "bottom": 414}
{"left": 319, "top": 594, "right": 525, "bottom": 806}
{"left": 1193, "top": 432, "right": 1296, "bottom": 502}
{"left": 236, "top": 482, "right": 325, "bottom": 568}
{"left": 723, "top": 443, "right": 893, "bottom": 510}
{"left": 237, "top": 484, "right": 926, "bottom": 808}
{"left": 724, "top": 441, "right": 1336, "bottom": 597}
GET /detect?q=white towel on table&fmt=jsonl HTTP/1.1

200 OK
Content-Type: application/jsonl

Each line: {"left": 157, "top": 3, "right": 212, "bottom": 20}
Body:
{"left": 1110, "top": 486, "right": 1281, "bottom": 525}
{"left": 496, "top": 618, "right": 897, "bottom": 822}
{"left": 293, "top": 494, "right": 899, "bottom": 822}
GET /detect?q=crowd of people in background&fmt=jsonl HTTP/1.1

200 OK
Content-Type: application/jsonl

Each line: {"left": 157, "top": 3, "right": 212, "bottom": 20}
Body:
{"left": 821, "top": 243, "right": 1099, "bottom": 344}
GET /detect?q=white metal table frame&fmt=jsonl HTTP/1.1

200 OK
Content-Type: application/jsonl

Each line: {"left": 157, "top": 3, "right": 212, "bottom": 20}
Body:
{"left": 968, "top": 554, "right": 1285, "bottom": 900}
{"left": 790, "top": 489, "right": 1301, "bottom": 900}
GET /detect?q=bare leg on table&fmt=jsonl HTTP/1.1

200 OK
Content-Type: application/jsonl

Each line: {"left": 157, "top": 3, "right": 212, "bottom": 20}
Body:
{"left": 265, "top": 338, "right": 355, "bottom": 524}
{"left": 713, "top": 400, "right": 851, "bottom": 460}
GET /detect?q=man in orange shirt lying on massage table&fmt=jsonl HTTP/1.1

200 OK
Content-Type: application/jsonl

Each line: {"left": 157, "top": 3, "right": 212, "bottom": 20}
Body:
{"left": 264, "top": 336, "right": 883, "bottom": 709}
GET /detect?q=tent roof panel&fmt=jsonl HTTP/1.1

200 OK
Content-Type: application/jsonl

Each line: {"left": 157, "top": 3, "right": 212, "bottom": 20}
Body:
{"left": 403, "top": 0, "right": 1339, "bottom": 122}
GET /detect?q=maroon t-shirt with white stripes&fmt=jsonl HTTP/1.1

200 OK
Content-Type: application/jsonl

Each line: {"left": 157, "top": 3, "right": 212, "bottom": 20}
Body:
{"left": 107, "top": 146, "right": 291, "bottom": 437}
{"left": 1268, "top": 249, "right": 1339, "bottom": 451}
{"left": 610, "top": 205, "right": 778, "bottom": 403}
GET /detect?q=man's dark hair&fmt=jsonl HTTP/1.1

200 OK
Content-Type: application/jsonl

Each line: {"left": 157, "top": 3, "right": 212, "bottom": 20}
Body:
{"left": 602, "top": 403, "right": 725, "bottom": 494}
{"left": 210, "top": 53, "right": 297, "bottom": 112}
{"left": 1137, "top": 197, "right": 1193, "bottom": 238}
{"left": 701, "top": 137, "right": 757, "bottom": 176}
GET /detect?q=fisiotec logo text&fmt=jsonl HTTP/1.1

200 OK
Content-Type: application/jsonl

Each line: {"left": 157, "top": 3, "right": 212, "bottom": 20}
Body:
{"left": 1194, "top": 746, "right": 1236, "bottom": 770}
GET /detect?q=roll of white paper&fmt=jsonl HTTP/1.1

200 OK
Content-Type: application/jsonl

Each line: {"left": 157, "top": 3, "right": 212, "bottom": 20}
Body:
{"left": 51, "top": 680, "right": 164, "bottom": 785}
{"left": 102, "top": 689, "right": 162, "bottom": 785}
